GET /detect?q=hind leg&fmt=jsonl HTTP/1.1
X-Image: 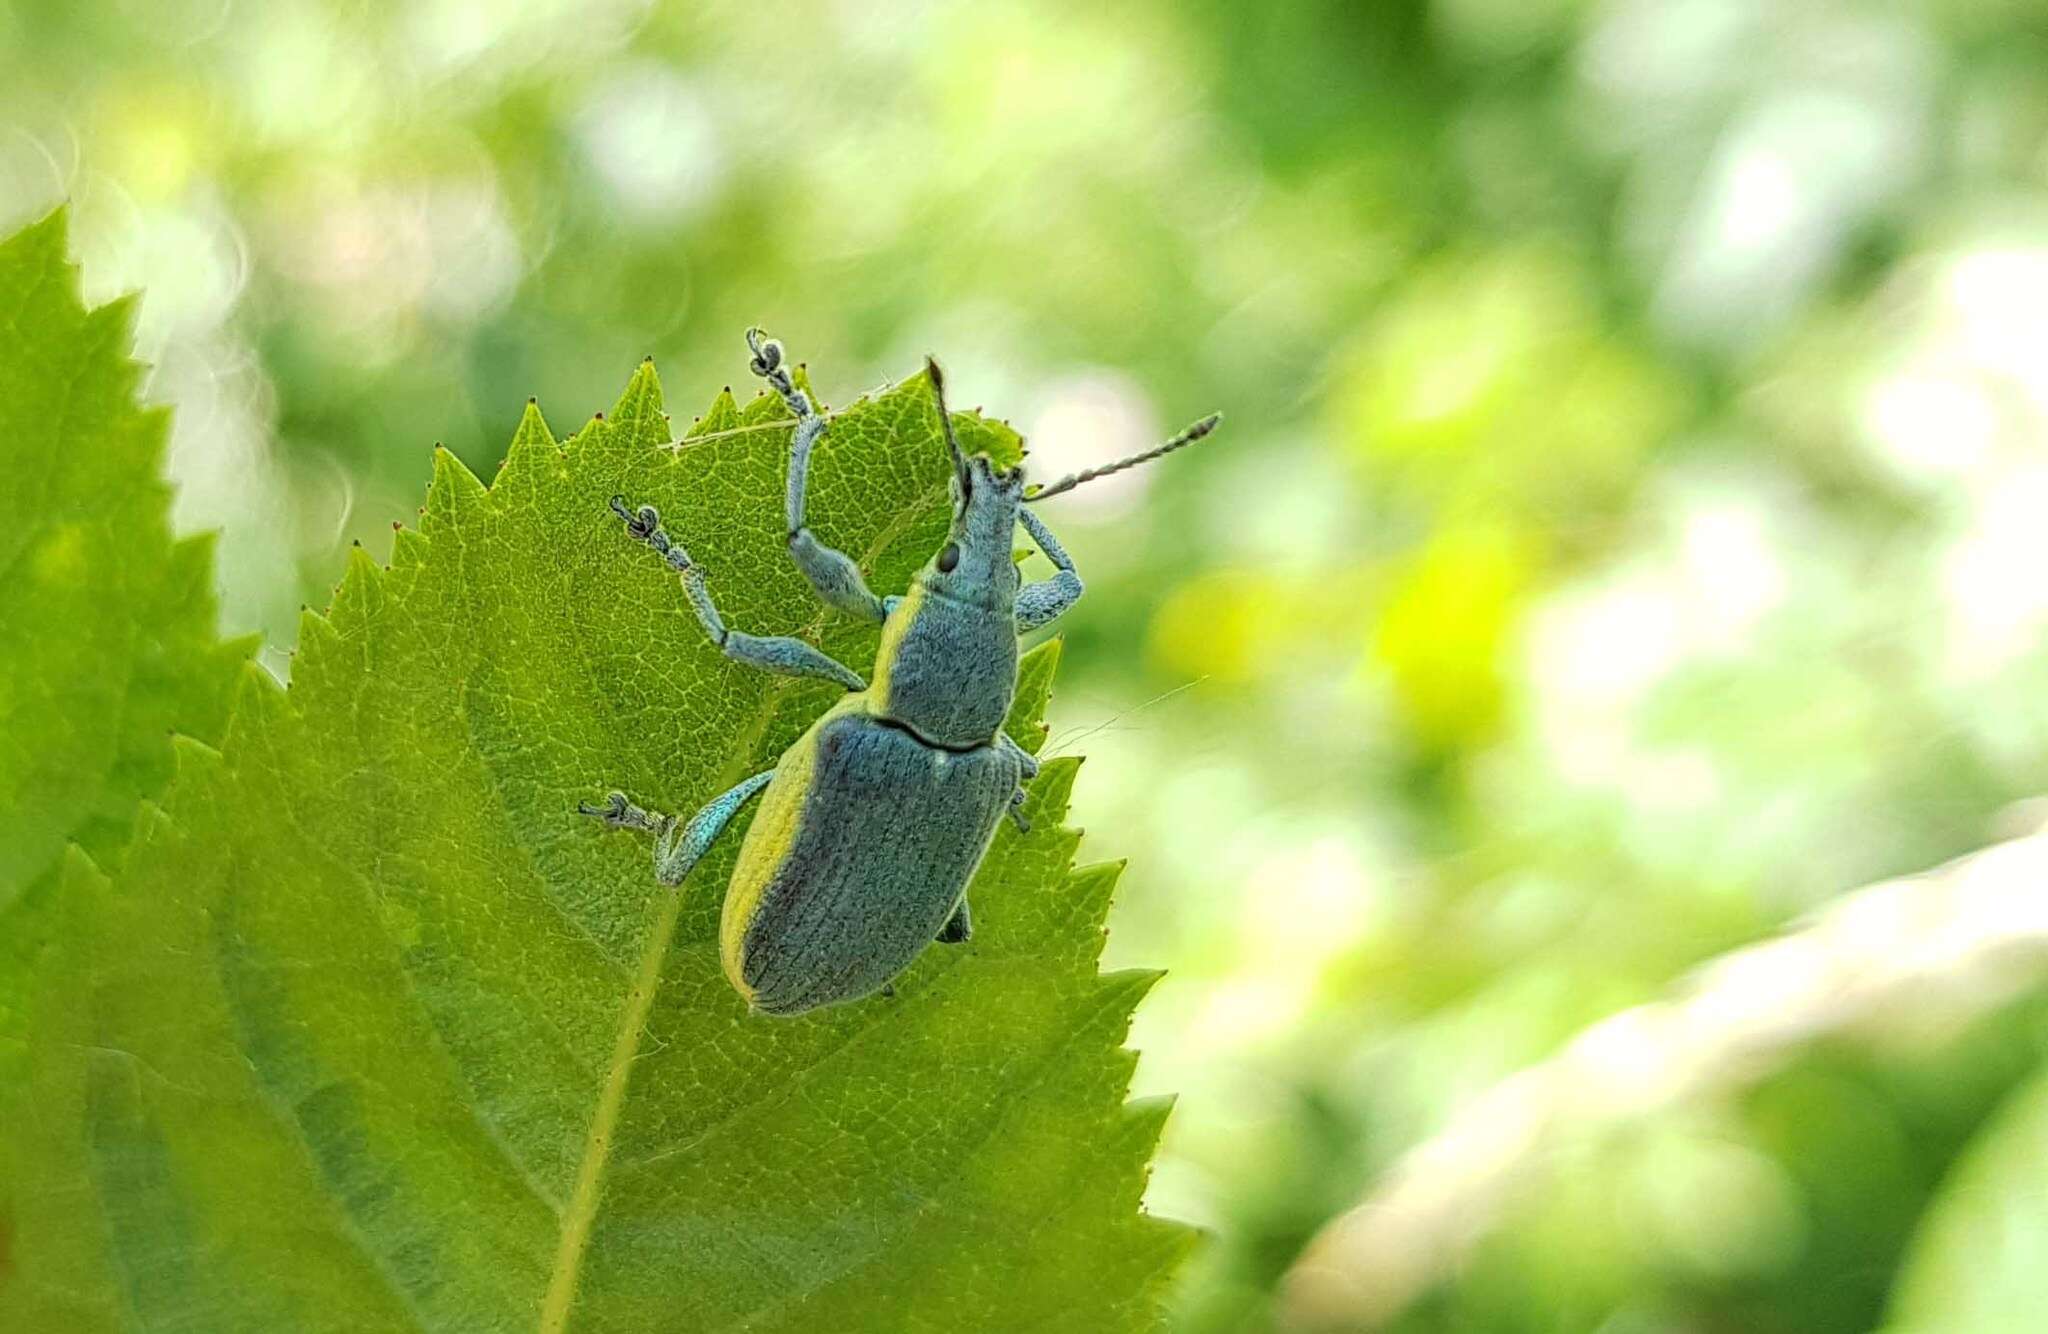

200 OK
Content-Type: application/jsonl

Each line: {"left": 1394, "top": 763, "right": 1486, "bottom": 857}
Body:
{"left": 580, "top": 770, "right": 775, "bottom": 887}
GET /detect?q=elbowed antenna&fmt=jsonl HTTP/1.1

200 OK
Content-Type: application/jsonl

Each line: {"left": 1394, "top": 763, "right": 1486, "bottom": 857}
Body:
{"left": 924, "top": 356, "right": 970, "bottom": 491}
{"left": 1024, "top": 412, "right": 1223, "bottom": 502}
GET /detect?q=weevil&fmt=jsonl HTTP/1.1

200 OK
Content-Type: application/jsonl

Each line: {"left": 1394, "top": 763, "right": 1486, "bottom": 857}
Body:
{"left": 580, "top": 329, "right": 1220, "bottom": 1016}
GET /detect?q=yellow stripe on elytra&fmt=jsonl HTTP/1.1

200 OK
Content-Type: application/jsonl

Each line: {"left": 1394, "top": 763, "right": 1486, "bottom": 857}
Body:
{"left": 720, "top": 696, "right": 863, "bottom": 998}
{"left": 868, "top": 581, "right": 924, "bottom": 716}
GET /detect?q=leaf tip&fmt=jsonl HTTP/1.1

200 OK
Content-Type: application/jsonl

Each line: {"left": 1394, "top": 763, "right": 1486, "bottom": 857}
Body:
{"left": 425, "top": 446, "right": 489, "bottom": 531}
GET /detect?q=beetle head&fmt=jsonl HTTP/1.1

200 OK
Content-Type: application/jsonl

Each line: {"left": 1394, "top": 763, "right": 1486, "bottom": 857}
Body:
{"left": 922, "top": 358, "right": 1025, "bottom": 607}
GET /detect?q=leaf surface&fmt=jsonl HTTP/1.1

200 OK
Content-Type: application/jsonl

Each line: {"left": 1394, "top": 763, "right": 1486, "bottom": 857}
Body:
{"left": 0, "top": 205, "right": 249, "bottom": 1012}
{"left": 0, "top": 222, "right": 1190, "bottom": 1329}
{"left": 0, "top": 209, "right": 250, "bottom": 1092}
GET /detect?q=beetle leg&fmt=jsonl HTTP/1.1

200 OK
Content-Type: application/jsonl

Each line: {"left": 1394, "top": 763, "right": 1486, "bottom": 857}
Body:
{"left": 1015, "top": 506, "right": 1084, "bottom": 632}
{"left": 744, "top": 328, "right": 888, "bottom": 625}
{"left": 607, "top": 494, "right": 867, "bottom": 691}
{"left": 578, "top": 790, "right": 667, "bottom": 833}
{"left": 998, "top": 731, "right": 1041, "bottom": 781}
{"left": 936, "top": 897, "right": 973, "bottom": 944}
{"left": 649, "top": 770, "right": 777, "bottom": 887}
{"left": 996, "top": 733, "right": 1037, "bottom": 833}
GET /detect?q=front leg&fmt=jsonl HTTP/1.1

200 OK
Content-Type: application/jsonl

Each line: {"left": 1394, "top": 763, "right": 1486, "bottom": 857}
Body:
{"left": 745, "top": 329, "right": 888, "bottom": 625}
{"left": 607, "top": 495, "right": 866, "bottom": 691}
{"left": 1015, "top": 506, "right": 1083, "bottom": 632}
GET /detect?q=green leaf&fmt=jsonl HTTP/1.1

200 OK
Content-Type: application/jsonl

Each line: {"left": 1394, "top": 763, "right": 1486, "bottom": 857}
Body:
{"left": 0, "top": 209, "right": 251, "bottom": 1082}
{"left": 1887, "top": 1057, "right": 2048, "bottom": 1332}
{"left": 0, "top": 292, "right": 1192, "bottom": 1324}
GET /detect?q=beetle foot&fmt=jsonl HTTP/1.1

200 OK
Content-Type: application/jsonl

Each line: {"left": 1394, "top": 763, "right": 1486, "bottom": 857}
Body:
{"left": 579, "top": 790, "right": 667, "bottom": 834}
{"left": 608, "top": 494, "right": 655, "bottom": 540}
{"left": 1006, "top": 788, "right": 1032, "bottom": 835}
{"left": 744, "top": 327, "right": 782, "bottom": 379}
{"left": 608, "top": 495, "right": 694, "bottom": 571}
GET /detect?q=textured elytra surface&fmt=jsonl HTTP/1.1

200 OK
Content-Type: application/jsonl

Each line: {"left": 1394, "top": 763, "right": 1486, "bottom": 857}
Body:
{"left": 0, "top": 215, "right": 1191, "bottom": 1332}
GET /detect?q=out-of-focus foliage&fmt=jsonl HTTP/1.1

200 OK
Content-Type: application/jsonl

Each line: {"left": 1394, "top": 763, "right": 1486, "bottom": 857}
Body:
{"left": 1891, "top": 1045, "right": 2048, "bottom": 1331}
{"left": 0, "top": 210, "right": 249, "bottom": 1088}
{"left": 11, "top": 0, "right": 2048, "bottom": 1328}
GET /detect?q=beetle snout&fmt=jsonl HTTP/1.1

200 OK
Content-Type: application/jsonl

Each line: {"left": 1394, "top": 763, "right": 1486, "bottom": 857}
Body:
{"left": 970, "top": 455, "right": 1025, "bottom": 495}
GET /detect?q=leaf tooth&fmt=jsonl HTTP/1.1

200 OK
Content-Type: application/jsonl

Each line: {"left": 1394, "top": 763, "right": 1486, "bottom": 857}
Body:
{"left": 79, "top": 294, "right": 148, "bottom": 402}
{"left": 557, "top": 414, "right": 607, "bottom": 460}
{"left": 688, "top": 386, "right": 741, "bottom": 437}
{"left": 607, "top": 359, "right": 668, "bottom": 451}
{"left": 217, "top": 658, "right": 290, "bottom": 753}
{"left": 423, "top": 445, "right": 488, "bottom": 540}
{"left": 1060, "top": 860, "right": 1128, "bottom": 951}
{"left": 1029, "top": 754, "right": 1083, "bottom": 820}
{"left": 58, "top": 841, "right": 113, "bottom": 894}
{"left": 1096, "top": 965, "right": 1166, "bottom": 1012}
{"left": 2, "top": 202, "right": 69, "bottom": 267}
{"left": 297, "top": 601, "right": 341, "bottom": 653}
{"left": 1120, "top": 1091, "right": 1177, "bottom": 1142}
{"left": 736, "top": 385, "right": 791, "bottom": 427}
{"left": 491, "top": 399, "right": 561, "bottom": 503}
{"left": 388, "top": 527, "right": 429, "bottom": 575}
{"left": 1099, "top": 1102, "right": 1185, "bottom": 1262}
{"left": 166, "top": 729, "right": 227, "bottom": 783}
{"left": 1083, "top": 973, "right": 1167, "bottom": 1104}
{"left": 321, "top": 542, "right": 387, "bottom": 641}
{"left": 165, "top": 529, "right": 220, "bottom": 597}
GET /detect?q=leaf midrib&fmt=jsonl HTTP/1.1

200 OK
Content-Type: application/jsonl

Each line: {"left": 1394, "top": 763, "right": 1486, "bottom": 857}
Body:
{"left": 535, "top": 475, "right": 947, "bottom": 1333}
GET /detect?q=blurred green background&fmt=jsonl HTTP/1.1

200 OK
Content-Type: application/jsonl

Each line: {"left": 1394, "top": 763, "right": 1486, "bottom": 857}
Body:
{"left": 10, "top": 0, "right": 2048, "bottom": 1328}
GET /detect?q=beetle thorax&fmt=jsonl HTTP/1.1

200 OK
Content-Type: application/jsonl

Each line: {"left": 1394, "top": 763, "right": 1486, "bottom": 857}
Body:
{"left": 870, "top": 586, "right": 1019, "bottom": 749}
{"left": 864, "top": 455, "right": 1026, "bottom": 748}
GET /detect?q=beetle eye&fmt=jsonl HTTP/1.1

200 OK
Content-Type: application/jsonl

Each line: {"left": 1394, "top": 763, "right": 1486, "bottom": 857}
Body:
{"left": 936, "top": 542, "right": 960, "bottom": 573}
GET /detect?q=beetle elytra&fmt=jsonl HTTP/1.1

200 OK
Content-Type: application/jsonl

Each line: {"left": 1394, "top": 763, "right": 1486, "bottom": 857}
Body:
{"left": 580, "top": 329, "right": 1220, "bottom": 1016}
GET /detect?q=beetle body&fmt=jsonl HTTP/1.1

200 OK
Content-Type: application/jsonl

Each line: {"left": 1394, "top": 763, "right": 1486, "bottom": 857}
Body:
{"left": 582, "top": 331, "right": 1217, "bottom": 1016}
{"left": 722, "top": 694, "right": 1020, "bottom": 1014}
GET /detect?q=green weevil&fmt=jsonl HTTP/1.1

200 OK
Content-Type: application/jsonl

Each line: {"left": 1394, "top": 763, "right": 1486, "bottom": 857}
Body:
{"left": 580, "top": 329, "right": 1219, "bottom": 1016}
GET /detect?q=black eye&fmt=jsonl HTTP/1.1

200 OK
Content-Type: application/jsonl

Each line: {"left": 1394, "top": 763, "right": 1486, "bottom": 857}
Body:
{"left": 936, "top": 542, "right": 960, "bottom": 573}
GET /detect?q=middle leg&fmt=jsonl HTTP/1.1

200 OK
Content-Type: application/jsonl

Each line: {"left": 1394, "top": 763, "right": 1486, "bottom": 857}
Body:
{"left": 998, "top": 731, "right": 1039, "bottom": 833}
{"left": 579, "top": 770, "right": 776, "bottom": 888}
